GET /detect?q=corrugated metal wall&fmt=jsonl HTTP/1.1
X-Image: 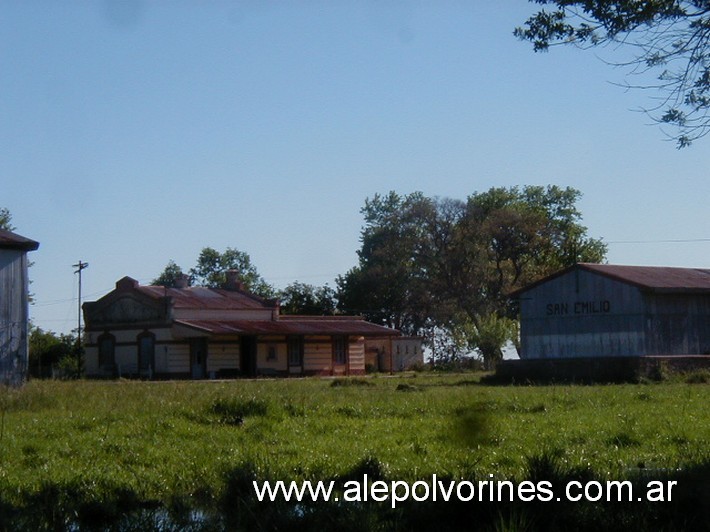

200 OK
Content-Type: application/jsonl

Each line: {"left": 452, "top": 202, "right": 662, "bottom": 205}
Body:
{"left": 0, "top": 249, "right": 29, "bottom": 385}
{"left": 519, "top": 268, "right": 646, "bottom": 358}
{"left": 519, "top": 268, "right": 710, "bottom": 358}
{"left": 644, "top": 294, "right": 710, "bottom": 355}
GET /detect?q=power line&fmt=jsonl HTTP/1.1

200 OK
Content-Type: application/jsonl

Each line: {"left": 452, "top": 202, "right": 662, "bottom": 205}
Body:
{"left": 606, "top": 238, "right": 710, "bottom": 244}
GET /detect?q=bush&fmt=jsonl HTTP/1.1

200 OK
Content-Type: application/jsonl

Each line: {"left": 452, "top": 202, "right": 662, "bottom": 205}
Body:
{"left": 685, "top": 370, "right": 709, "bottom": 384}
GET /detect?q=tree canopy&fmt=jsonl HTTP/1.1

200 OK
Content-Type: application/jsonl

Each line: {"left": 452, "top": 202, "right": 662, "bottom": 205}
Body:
{"left": 516, "top": 0, "right": 710, "bottom": 147}
{"left": 0, "top": 207, "right": 15, "bottom": 231}
{"left": 278, "top": 282, "right": 337, "bottom": 316}
{"left": 153, "top": 247, "right": 275, "bottom": 298}
{"left": 337, "top": 186, "right": 606, "bottom": 368}
{"left": 151, "top": 260, "right": 186, "bottom": 288}
{"left": 28, "top": 326, "right": 76, "bottom": 379}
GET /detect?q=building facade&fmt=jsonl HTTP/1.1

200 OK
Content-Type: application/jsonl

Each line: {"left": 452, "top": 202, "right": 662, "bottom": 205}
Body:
{"left": 0, "top": 229, "right": 39, "bottom": 385}
{"left": 513, "top": 263, "right": 710, "bottom": 359}
{"left": 83, "top": 273, "right": 400, "bottom": 378}
{"left": 364, "top": 336, "right": 424, "bottom": 372}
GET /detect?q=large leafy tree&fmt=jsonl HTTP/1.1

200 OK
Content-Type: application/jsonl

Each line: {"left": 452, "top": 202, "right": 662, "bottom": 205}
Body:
{"left": 462, "top": 185, "right": 607, "bottom": 316}
{"left": 28, "top": 326, "right": 76, "bottom": 379}
{"left": 190, "top": 247, "right": 274, "bottom": 297}
{"left": 151, "top": 260, "right": 186, "bottom": 288}
{"left": 278, "top": 282, "right": 337, "bottom": 315}
{"left": 338, "top": 186, "right": 606, "bottom": 368}
{"left": 153, "top": 247, "right": 275, "bottom": 298}
{"left": 336, "top": 192, "right": 435, "bottom": 334}
{"left": 516, "top": 1, "right": 710, "bottom": 147}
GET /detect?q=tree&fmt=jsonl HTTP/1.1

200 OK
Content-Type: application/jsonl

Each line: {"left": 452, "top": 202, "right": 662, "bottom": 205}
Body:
{"left": 462, "top": 185, "right": 607, "bottom": 316}
{"left": 151, "top": 260, "right": 188, "bottom": 288}
{"left": 336, "top": 192, "right": 435, "bottom": 334}
{"left": 1, "top": 207, "right": 36, "bottom": 302}
{"left": 154, "top": 247, "right": 275, "bottom": 298}
{"left": 338, "top": 187, "right": 606, "bottom": 369}
{"left": 516, "top": 1, "right": 710, "bottom": 147}
{"left": 468, "top": 313, "right": 519, "bottom": 371}
{"left": 28, "top": 326, "right": 76, "bottom": 379}
{"left": 278, "top": 282, "right": 337, "bottom": 315}
{"left": 190, "top": 247, "right": 274, "bottom": 297}
{"left": 0, "top": 207, "right": 15, "bottom": 231}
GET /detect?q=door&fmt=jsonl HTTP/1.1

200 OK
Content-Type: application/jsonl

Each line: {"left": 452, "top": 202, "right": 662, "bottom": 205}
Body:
{"left": 287, "top": 335, "right": 304, "bottom": 374}
{"left": 240, "top": 335, "right": 257, "bottom": 377}
{"left": 190, "top": 338, "right": 208, "bottom": 379}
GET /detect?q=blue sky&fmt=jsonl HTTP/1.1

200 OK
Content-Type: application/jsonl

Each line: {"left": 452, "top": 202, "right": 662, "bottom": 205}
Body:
{"left": 2, "top": 1, "right": 709, "bottom": 335}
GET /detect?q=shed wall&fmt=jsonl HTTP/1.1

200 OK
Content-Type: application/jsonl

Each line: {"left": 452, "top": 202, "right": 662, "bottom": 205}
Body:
{"left": 0, "top": 250, "right": 30, "bottom": 385}
{"left": 519, "top": 268, "right": 646, "bottom": 358}
{"left": 644, "top": 294, "right": 710, "bottom": 355}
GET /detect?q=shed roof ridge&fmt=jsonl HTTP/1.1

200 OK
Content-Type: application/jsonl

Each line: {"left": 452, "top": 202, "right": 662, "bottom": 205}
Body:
{"left": 578, "top": 263, "right": 710, "bottom": 287}
{"left": 511, "top": 262, "right": 710, "bottom": 297}
{"left": 0, "top": 228, "right": 39, "bottom": 251}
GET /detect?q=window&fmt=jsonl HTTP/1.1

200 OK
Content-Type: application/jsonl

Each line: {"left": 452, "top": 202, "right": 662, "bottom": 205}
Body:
{"left": 138, "top": 331, "right": 155, "bottom": 373}
{"left": 332, "top": 336, "right": 347, "bottom": 365}
{"left": 98, "top": 333, "right": 115, "bottom": 369}
{"left": 267, "top": 345, "right": 277, "bottom": 361}
{"left": 287, "top": 336, "right": 303, "bottom": 366}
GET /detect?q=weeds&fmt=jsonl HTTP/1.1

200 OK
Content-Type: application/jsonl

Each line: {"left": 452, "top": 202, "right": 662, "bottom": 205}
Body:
{"left": 209, "top": 397, "right": 269, "bottom": 425}
{"left": 0, "top": 377, "right": 705, "bottom": 529}
{"left": 330, "top": 378, "right": 375, "bottom": 388}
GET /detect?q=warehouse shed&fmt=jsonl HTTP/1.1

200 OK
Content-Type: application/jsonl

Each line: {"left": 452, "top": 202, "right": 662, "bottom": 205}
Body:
{"left": 513, "top": 263, "right": 710, "bottom": 359}
{"left": 0, "top": 229, "right": 39, "bottom": 385}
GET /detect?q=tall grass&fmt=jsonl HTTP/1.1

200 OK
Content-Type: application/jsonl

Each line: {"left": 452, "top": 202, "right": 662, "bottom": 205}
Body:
{"left": 0, "top": 375, "right": 707, "bottom": 529}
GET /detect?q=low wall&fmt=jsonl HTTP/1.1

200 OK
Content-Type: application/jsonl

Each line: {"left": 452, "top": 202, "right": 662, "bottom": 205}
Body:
{"left": 494, "top": 356, "right": 710, "bottom": 384}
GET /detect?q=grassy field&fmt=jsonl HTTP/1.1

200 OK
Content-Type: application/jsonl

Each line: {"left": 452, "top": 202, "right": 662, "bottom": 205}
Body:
{"left": 0, "top": 373, "right": 708, "bottom": 530}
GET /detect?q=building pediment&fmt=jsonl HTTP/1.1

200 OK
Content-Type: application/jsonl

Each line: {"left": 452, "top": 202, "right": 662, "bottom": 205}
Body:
{"left": 84, "top": 294, "right": 168, "bottom": 328}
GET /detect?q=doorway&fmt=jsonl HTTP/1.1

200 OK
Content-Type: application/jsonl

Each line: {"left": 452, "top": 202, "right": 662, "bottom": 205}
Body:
{"left": 190, "top": 338, "right": 208, "bottom": 379}
{"left": 240, "top": 335, "right": 257, "bottom": 377}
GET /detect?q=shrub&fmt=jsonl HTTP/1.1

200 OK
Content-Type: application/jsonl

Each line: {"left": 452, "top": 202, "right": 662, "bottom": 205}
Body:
{"left": 685, "top": 370, "right": 709, "bottom": 384}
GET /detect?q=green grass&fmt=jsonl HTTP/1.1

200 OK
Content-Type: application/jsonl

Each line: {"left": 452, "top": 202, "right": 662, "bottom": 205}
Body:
{"left": 0, "top": 374, "right": 707, "bottom": 529}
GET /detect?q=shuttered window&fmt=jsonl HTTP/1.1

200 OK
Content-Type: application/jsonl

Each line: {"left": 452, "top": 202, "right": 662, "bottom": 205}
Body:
{"left": 332, "top": 336, "right": 347, "bottom": 365}
{"left": 138, "top": 332, "right": 155, "bottom": 372}
{"left": 98, "top": 333, "right": 115, "bottom": 369}
{"left": 287, "top": 336, "right": 303, "bottom": 366}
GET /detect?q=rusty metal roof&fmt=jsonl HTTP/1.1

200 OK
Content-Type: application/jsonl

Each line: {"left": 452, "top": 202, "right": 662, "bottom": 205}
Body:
{"left": 513, "top": 263, "right": 710, "bottom": 295}
{"left": 0, "top": 229, "right": 39, "bottom": 251}
{"left": 579, "top": 263, "right": 710, "bottom": 292}
{"left": 137, "top": 284, "right": 276, "bottom": 310}
{"left": 93, "top": 277, "right": 400, "bottom": 336}
{"left": 175, "top": 317, "right": 400, "bottom": 337}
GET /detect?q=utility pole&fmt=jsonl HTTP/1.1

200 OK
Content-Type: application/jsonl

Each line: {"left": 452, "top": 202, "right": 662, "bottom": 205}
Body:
{"left": 73, "top": 260, "right": 88, "bottom": 377}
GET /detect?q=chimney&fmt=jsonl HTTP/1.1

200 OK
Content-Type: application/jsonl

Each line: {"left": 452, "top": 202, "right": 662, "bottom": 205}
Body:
{"left": 225, "top": 269, "right": 244, "bottom": 291}
{"left": 175, "top": 274, "right": 190, "bottom": 289}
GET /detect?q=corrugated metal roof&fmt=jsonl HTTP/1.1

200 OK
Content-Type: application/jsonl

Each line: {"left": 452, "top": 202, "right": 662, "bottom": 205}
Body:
{"left": 94, "top": 277, "right": 401, "bottom": 337}
{"left": 579, "top": 263, "right": 710, "bottom": 291}
{"left": 0, "top": 229, "right": 39, "bottom": 251}
{"left": 513, "top": 263, "right": 710, "bottom": 295}
{"left": 137, "top": 285, "right": 275, "bottom": 310}
{"left": 175, "top": 318, "right": 400, "bottom": 337}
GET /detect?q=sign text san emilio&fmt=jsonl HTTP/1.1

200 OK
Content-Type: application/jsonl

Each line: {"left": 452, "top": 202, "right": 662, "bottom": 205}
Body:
{"left": 546, "top": 300, "right": 611, "bottom": 316}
